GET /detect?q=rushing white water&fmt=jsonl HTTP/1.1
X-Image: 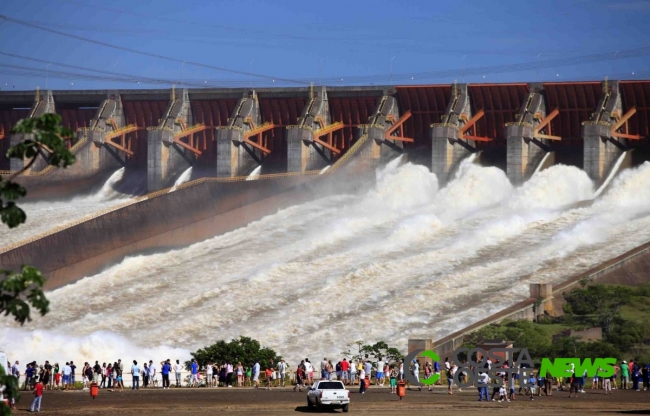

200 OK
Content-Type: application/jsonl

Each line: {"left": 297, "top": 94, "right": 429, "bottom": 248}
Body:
{"left": 169, "top": 167, "right": 194, "bottom": 191}
{"left": 533, "top": 152, "right": 552, "bottom": 176}
{"left": 246, "top": 165, "right": 262, "bottom": 181}
{"left": 593, "top": 151, "right": 628, "bottom": 198}
{"left": 319, "top": 165, "right": 331, "bottom": 174}
{"left": 0, "top": 168, "right": 133, "bottom": 248}
{"left": 4, "top": 161, "right": 650, "bottom": 368}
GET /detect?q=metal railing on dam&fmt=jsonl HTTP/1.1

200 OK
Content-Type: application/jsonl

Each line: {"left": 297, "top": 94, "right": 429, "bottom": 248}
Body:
{"left": 0, "top": 134, "right": 375, "bottom": 290}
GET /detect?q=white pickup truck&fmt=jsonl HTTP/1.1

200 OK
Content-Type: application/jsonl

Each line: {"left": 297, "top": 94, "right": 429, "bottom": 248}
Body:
{"left": 307, "top": 380, "right": 350, "bottom": 412}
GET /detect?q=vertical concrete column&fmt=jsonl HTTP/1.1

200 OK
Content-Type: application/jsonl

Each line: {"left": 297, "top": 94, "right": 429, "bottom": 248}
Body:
{"left": 216, "top": 91, "right": 263, "bottom": 177}
{"left": 530, "top": 283, "right": 555, "bottom": 316}
{"left": 147, "top": 88, "right": 194, "bottom": 191}
{"left": 287, "top": 86, "right": 334, "bottom": 173}
{"left": 364, "top": 93, "right": 404, "bottom": 164}
{"left": 582, "top": 80, "right": 626, "bottom": 187}
{"left": 431, "top": 83, "right": 475, "bottom": 186}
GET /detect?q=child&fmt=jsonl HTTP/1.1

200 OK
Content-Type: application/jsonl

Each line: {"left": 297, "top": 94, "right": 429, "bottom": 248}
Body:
{"left": 498, "top": 382, "right": 507, "bottom": 402}
{"left": 31, "top": 379, "right": 44, "bottom": 413}
{"left": 265, "top": 367, "right": 274, "bottom": 390}
{"left": 528, "top": 374, "right": 536, "bottom": 401}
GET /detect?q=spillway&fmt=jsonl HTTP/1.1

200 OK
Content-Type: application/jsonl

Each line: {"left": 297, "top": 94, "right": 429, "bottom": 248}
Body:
{"left": 0, "top": 168, "right": 134, "bottom": 247}
{"left": 4, "top": 159, "right": 650, "bottom": 366}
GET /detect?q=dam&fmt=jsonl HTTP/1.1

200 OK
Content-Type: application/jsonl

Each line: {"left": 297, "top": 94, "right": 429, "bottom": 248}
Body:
{"left": 1, "top": 80, "right": 649, "bottom": 364}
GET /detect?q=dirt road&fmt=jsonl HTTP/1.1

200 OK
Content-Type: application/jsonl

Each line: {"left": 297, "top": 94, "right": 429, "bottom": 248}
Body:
{"left": 16, "top": 385, "right": 650, "bottom": 415}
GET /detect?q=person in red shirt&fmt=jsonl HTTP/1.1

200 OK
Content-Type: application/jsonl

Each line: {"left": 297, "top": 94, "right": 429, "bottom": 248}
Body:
{"left": 31, "top": 380, "right": 44, "bottom": 412}
{"left": 265, "top": 367, "right": 274, "bottom": 390}
{"left": 341, "top": 359, "right": 350, "bottom": 385}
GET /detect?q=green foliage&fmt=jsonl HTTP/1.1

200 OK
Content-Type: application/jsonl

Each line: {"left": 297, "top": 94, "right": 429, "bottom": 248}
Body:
{"left": 563, "top": 285, "right": 631, "bottom": 316}
{"left": 1, "top": 113, "right": 75, "bottom": 229}
{"left": 0, "top": 266, "right": 49, "bottom": 325}
{"left": 189, "top": 336, "right": 282, "bottom": 370}
{"left": 0, "top": 363, "right": 20, "bottom": 415}
{"left": 341, "top": 340, "right": 403, "bottom": 363}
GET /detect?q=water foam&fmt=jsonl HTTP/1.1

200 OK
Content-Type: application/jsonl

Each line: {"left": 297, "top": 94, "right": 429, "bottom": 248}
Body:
{"left": 4, "top": 161, "right": 649, "bottom": 366}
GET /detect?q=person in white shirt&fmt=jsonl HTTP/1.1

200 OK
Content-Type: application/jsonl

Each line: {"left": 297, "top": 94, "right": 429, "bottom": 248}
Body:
{"left": 63, "top": 362, "right": 72, "bottom": 390}
{"left": 253, "top": 361, "right": 261, "bottom": 388}
{"left": 304, "top": 360, "right": 313, "bottom": 385}
{"left": 277, "top": 360, "right": 286, "bottom": 387}
{"left": 148, "top": 361, "right": 156, "bottom": 387}
{"left": 174, "top": 360, "right": 183, "bottom": 387}
{"left": 349, "top": 361, "right": 357, "bottom": 385}
{"left": 375, "top": 360, "right": 385, "bottom": 386}
{"left": 359, "top": 367, "right": 367, "bottom": 394}
{"left": 206, "top": 363, "right": 213, "bottom": 387}
{"left": 131, "top": 360, "right": 141, "bottom": 390}
{"left": 398, "top": 361, "right": 404, "bottom": 381}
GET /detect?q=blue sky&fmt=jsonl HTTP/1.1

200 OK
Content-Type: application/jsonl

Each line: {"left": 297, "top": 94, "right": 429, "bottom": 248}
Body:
{"left": 1, "top": 0, "right": 649, "bottom": 90}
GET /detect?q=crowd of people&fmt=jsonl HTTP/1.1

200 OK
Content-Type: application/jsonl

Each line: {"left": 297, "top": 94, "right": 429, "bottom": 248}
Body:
{"left": 6, "top": 354, "right": 650, "bottom": 412}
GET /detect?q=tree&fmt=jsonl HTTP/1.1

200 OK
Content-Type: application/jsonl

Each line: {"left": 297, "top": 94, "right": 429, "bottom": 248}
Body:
{"left": 0, "top": 113, "right": 75, "bottom": 415}
{"left": 189, "top": 336, "right": 283, "bottom": 370}
{"left": 340, "top": 340, "right": 403, "bottom": 364}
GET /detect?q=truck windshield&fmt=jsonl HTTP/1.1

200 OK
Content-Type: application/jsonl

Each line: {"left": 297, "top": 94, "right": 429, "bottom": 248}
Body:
{"left": 318, "top": 382, "right": 345, "bottom": 389}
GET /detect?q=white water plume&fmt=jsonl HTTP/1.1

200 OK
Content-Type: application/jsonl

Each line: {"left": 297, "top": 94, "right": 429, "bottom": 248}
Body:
{"left": 319, "top": 165, "right": 331, "bottom": 174}
{"left": 4, "top": 160, "right": 650, "bottom": 368}
{"left": 0, "top": 168, "right": 133, "bottom": 247}
{"left": 246, "top": 165, "right": 262, "bottom": 181}
{"left": 593, "top": 151, "right": 628, "bottom": 198}
{"left": 169, "top": 167, "right": 193, "bottom": 191}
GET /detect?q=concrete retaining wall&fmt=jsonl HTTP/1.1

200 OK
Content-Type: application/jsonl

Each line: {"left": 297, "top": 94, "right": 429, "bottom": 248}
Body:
{"left": 433, "top": 239, "right": 650, "bottom": 355}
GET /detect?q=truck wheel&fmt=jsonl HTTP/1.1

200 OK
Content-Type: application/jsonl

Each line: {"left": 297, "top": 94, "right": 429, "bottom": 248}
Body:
{"left": 307, "top": 398, "right": 314, "bottom": 409}
{"left": 342, "top": 404, "right": 349, "bottom": 413}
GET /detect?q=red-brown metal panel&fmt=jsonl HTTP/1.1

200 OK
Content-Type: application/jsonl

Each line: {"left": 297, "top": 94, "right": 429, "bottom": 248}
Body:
{"left": 468, "top": 84, "right": 529, "bottom": 145}
{"left": 543, "top": 82, "right": 601, "bottom": 141}
{"left": 191, "top": 99, "right": 238, "bottom": 164}
{"left": 620, "top": 81, "right": 650, "bottom": 138}
{"left": 396, "top": 86, "right": 451, "bottom": 147}
{"left": 0, "top": 108, "right": 30, "bottom": 169}
{"left": 259, "top": 97, "right": 308, "bottom": 154}
{"left": 123, "top": 100, "right": 168, "bottom": 166}
{"left": 329, "top": 96, "right": 379, "bottom": 151}
{"left": 58, "top": 108, "right": 96, "bottom": 132}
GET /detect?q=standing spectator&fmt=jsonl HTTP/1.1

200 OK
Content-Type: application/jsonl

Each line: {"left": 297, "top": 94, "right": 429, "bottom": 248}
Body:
{"left": 131, "top": 360, "right": 141, "bottom": 390}
{"left": 293, "top": 361, "right": 304, "bottom": 392}
{"left": 376, "top": 358, "right": 385, "bottom": 386}
{"left": 321, "top": 358, "right": 328, "bottom": 380}
{"left": 114, "top": 361, "right": 124, "bottom": 391}
{"left": 604, "top": 372, "right": 613, "bottom": 394}
{"left": 226, "top": 361, "right": 234, "bottom": 387}
{"left": 632, "top": 362, "right": 641, "bottom": 391}
{"left": 252, "top": 360, "right": 260, "bottom": 388}
{"left": 621, "top": 360, "right": 629, "bottom": 389}
{"left": 389, "top": 366, "right": 398, "bottom": 394}
{"left": 106, "top": 363, "right": 113, "bottom": 389}
{"left": 42, "top": 361, "right": 52, "bottom": 391}
{"left": 24, "top": 363, "right": 34, "bottom": 390}
{"left": 93, "top": 361, "right": 101, "bottom": 384}
{"left": 433, "top": 359, "right": 441, "bottom": 386}
{"left": 477, "top": 371, "right": 489, "bottom": 402}
{"left": 424, "top": 362, "right": 432, "bottom": 391}
{"left": 326, "top": 360, "right": 334, "bottom": 381}
{"left": 190, "top": 359, "right": 199, "bottom": 387}
{"left": 206, "top": 362, "right": 213, "bottom": 387}
{"left": 265, "top": 366, "right": 273, "bottom": 390}
{"left": 643, "top": 363, "right": 650, "bottom": 391}
{"left": 100, "top": 363, "right": 107, "bottom": 388}
{"left": 62, "top": 362, "right": 71, "bottom": 390}
{"left": 305, "top": 359, "right": 314, "bottom": 385}
{"left": 142, "top": 363, "right": 149, "bottom": 388}
{"left": 359, "top": 365, "right": 366, "bottom": 394}
{"left": 412, "top": 359, "right": 421, "bottom": 390}
{"left": 69, "top": 361, "right": 77, "bottom": 389}
{"left": 277, "top": 359, "right": 286, "bottom": 387}
{"left": 340, "top": 358, "right": 349, "bottom": 385}
{"left": 349, "top": 360, "right": 357, "bottom": 385}
{"left": 236, "top": 362, "right": 244, "bottom": 387}
{"left": 161, "top": 359, "right": 172, "bottom": 389}
{"left": 30, "top": 378, "right": 44, "bottom": 413}
{"left": 174, "top": 360, "right": 182, "bottom": 387}
{"left": 335, "top": 361, "right": 342, "bottom": 381}
{"left": 54, "top": 363, "right": 61, "bottom": 390}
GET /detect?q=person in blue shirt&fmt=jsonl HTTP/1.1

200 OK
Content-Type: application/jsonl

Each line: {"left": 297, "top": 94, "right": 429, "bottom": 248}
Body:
{"left": 190, "top": 359, "right": 199, "bottom": 387}
{"left": 527, "top": 375, "right": 536, "bottom": 401}
{"left": 161, "top": 359, "right": 172, "bottom": 389}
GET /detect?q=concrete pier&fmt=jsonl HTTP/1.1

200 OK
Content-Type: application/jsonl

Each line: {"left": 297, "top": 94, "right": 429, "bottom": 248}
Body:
{"left": 216, "top": 90, "right": 264, "bottom": 177}
{"left": 506, "top": 83, "right": 555, "bottom": 185}
{"left": 582, "top": 80, "right": 627, "bottom": 187}
{"left": 362, "top": 91, "right": 407, "bottom": 163}
{"left": 431, "top": 83, "right": 476, "bottom": 185}
{"left": 287, "top": 86, "right": 335, "bottom": 172}
{"left": 147, "top": 88, "right": 195, "bottom": 191}
{"left": 9, "top": 89, "right": 56, "bottom": 172}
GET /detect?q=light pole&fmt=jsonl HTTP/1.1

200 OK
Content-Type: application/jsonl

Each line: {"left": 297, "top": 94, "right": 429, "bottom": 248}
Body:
{"left": 249, "top": 60, "right": 255, "bottom": 88}
{"left": 389, "top": 56, "right": 396, "bottom": 84}
{"left": 45, "top": 63, "right": 52, "bottom": 90}
{"left": 536, "top": 53, "right": 542, "bottom": 81}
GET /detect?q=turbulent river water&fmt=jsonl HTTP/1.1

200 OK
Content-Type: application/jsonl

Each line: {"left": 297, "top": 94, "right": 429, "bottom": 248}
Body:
{"left": 3, "top": 159, "right": 650, "bottom": 366}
